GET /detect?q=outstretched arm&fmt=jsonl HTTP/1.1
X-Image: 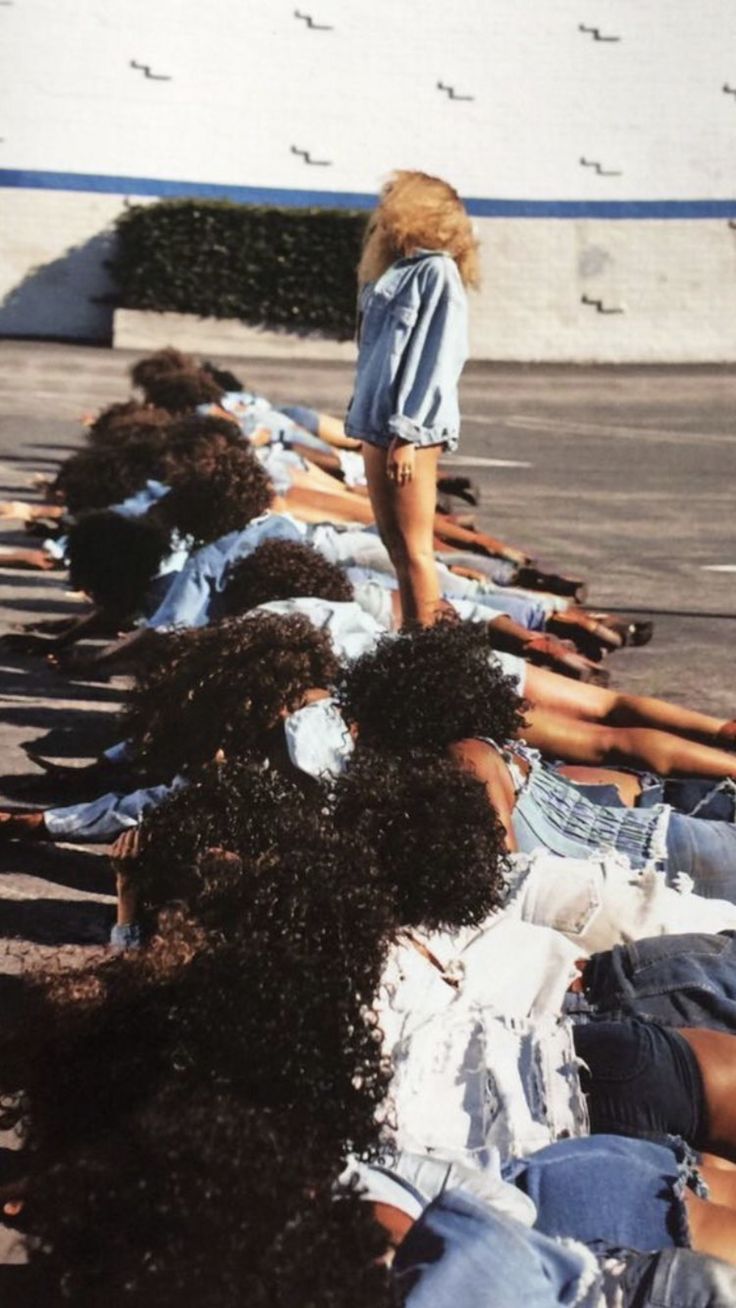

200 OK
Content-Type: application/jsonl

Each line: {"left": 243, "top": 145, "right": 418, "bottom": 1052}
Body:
{"left": 0, "top": 500, "right": 64, "bottom": 523}
{"left": 432, "top": 516, "right": 531, "bottom": 565}
{"left": 49, "top": 625, "right": 163, "bottom": 674}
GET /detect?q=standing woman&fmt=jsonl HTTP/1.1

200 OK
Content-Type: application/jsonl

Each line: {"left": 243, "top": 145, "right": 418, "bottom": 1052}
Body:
{"left": 346, "top": 171, "right": 478, "bottom": 625}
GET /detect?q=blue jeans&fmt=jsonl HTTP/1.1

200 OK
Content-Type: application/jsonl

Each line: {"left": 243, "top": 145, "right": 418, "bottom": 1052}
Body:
{"left": 568, "top": 931, "right": 736, "bottom": 1032}
{"left": 504, "top": 1135, "right": 701, "bottom": 1252}
{"left": 621, "top": 1247, "right": 736, "bottom": 1307}
{"left": 666, "top": 813, "right": 736, "bottom": 900}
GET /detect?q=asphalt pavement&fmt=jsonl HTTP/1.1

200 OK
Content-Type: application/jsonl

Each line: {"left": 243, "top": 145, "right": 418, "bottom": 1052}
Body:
{"left": 0, "top": 342, "right": 732, "bottom": 955}
{"left": 0, "top": 337, "right": 733, "bottom": 1258}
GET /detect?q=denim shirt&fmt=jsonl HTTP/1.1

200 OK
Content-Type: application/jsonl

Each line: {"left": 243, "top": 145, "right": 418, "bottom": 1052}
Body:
{"left": 345, "top": 250, "right": 468, "bottom": 449}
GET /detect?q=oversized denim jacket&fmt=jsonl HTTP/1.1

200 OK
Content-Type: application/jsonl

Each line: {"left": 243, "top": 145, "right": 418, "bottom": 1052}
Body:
{"left": 345, "top": 250, "right": 468, "bottom": 449}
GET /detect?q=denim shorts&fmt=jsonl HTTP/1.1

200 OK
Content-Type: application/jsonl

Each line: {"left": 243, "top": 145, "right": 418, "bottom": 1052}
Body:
{"left": 504, "top": 1135, "right": 704, "bottom": 1252}
{"left": 568, "top": 930, "right": 736, "bottom": 1032}
{"left": 666, "top": 812, "right": 736, "bottom": 900}
{"left": 573, "top": 1018, "right": 707, "bottom": 1147}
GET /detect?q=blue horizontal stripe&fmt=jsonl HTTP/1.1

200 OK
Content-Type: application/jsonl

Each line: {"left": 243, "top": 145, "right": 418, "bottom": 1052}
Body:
{"left": 1, "top": 168, "right": 736, "bottom": 218}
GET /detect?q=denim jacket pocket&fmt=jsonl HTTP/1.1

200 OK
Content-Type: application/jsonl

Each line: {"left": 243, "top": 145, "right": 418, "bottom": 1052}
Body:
{"left": 358, "top": 291, "right": 392, "bottom": 350}
{"left": 388, "top": 302, "right": 419, "bottom": 357}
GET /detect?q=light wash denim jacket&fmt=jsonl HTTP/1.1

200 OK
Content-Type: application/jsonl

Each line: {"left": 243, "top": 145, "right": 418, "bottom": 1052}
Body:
{"left": 345, "top": 250, "right": 468, "bottom": 450}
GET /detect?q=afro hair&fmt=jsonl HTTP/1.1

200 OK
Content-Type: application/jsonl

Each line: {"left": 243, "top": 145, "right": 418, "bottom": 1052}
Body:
{"left": 51, "top": 439, "right": 169, "bottom": 515}
{"left": 142, "top": 369, "right": 224, "bottom": 412}
{"left": 221, "top": 539, "right": 354, "bottom": 616}
{"left": 124, "top": 611, "right": 341, "bottom": 778}
{"left": 152, "top": 444, "right": 273, "bottom": 546}
{"left": 129, "top": 347, "right": 197, "bottom": 391}
{"left": 332, "top": 746, "right": 508, "bottom": 931}
{"left": 340, "top": 620, "right": 526, "bottom": 751}
{"left": 67, "top": 511, "right": 173, "bottom": 615}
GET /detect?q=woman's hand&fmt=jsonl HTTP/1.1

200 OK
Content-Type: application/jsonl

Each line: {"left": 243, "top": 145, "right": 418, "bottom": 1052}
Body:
{"left": 502, "top": 546, "right": 533, "bottom": 567}
{"left": 386, "top": 436, "right": 416, "bottom": 486}
{"left": 109, "top": 826, "right": 141, "bottom": 875}
{"left": 0, "top": 501, "right": 34, "bottom": 522}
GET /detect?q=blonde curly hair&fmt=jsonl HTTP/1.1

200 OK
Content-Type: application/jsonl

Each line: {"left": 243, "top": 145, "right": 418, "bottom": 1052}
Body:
{"left": 358, "top": 170, "right": 480, "bottom": 289}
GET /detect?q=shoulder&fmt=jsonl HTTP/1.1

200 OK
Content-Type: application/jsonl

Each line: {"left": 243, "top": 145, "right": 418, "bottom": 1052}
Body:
{"left": 413, "top": 252, "right": 464, "bottom": 298}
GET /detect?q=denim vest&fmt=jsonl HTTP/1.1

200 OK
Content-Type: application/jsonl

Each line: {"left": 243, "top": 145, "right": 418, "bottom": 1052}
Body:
{"left": 345, "top": 250, "right": 468, "bottom": 449}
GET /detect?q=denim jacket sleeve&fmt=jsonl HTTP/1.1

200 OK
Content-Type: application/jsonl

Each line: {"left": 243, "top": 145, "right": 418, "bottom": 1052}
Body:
{"left": 388, "top": 256, "right": 468, "bottom": 445}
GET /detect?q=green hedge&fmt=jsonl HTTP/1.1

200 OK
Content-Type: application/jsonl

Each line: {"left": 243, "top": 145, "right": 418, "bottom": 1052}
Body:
{"left": 111, "top": 199, "right": 368, "bottom": 340}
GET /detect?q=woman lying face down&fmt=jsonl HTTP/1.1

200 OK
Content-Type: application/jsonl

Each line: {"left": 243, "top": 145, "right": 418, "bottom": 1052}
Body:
{"left": 339, "top": 622, "right": 736, "bottom": 903}
{"left": 0, "top": 612, "right": 342, "bottom": 845}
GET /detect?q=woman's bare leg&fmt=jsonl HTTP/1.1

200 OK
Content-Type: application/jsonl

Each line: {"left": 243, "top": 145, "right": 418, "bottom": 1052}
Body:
{"left": 521, "top": 706, "right": 736, "bottom": 779}
{"left": 680, "top": 1028, "right": 736, "bottom": 1164}
{"left": 685, "top": 1190, "right": 736, "bottom": 1264}
{"left": 524, "top": 664, "right": 730, "bottom": 744}
{"left": 362, "top": 442, "right": 443, "bottom": 626}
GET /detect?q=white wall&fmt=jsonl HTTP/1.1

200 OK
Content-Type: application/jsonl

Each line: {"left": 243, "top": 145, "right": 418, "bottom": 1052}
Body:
{"left": 2, "top": 0, "right": 736, "bottom": 356}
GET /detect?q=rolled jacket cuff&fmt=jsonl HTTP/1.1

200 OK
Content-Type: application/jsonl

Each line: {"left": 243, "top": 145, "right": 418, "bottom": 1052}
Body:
{"left": 110, "top": 922, "right": 142, "bottom": 950}
{"left": 387, "top": 413, "right": 459, "bottom": 449}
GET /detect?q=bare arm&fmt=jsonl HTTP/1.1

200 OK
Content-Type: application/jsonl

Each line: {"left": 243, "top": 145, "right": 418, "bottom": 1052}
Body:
{"left": 50, "top": 625, "right": 163, "bottom": 674}
{"left": 0, "top": 546, "right": 61, "bottom": 572}
{"left": 1, "top": 606, "right": 107, "bottom": 655}
{"left": 447, "top": 738, "right": 518, "bottom": 851}
{"left": 431, "top": 516, "right": 531, "bottom": 566}
{"left": 485, "top": 615, "right": 599, "bottom": 680}
{"left": 0, "top": 500, "right": 64, "bottom": 523}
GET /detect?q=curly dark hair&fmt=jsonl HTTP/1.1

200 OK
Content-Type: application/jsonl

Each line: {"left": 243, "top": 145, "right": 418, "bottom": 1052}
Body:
{"left": 151, "top": 444, "right": 273, "bottom": 546}
{"left": 1, "top": 832, "right": 392, "bottom": 1163}
{"left": 67, "top": 511, "right": 173, "bottom": 616}
{"left": 130, "top": 348, "right": 197, "bottom": 391}
{"left": 163, "top": 412, "right": 240, "bottom": 453}
{"left": 85, "top": 400, "right": 149, "bottom": 438}
{"left": 124, "top": 612, "right": 340, "bottom": 778}
{"left": 25, "top": 1090, "right": 395, "bottom": 1308}
{"left": 221, "top": 539, "right": 354, "bottom": 616}
{"left": 201, "top": 359, "right": 245, "bottom": 392}
{"left": 332, "top": 747, "right": 507, "bottom": 931}
{"left": 340, "top": 620, "right": 526, "bottom": 750}
{"left": 142, "top": 369, "right": 224, "bottom": 412}
{"left": 51, "top": 439, "right": 168, "bottom": 514}
{"left": 85, "top": 405, "right": 172, "bottom": 448}
{"left": 131, "top": 757, "right": 323, "bottom": 918}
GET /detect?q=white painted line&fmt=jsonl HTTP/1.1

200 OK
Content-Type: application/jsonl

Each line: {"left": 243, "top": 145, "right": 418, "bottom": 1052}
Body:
{"left": 443, "top": 456, "right": 532, "bottom": 469}
{"left": 701, "top": 565, "right": 736, "bottom": 572}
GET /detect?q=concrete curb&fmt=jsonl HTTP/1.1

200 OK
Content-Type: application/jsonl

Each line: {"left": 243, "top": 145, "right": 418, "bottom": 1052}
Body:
{"left": 113, "top": 308, "right": 358, "bottom": 361}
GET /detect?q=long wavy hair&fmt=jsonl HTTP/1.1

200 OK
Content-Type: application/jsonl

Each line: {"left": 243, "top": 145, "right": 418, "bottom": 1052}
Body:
{"left": 358, "top": 169, "right": 479, "bottom": 289}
